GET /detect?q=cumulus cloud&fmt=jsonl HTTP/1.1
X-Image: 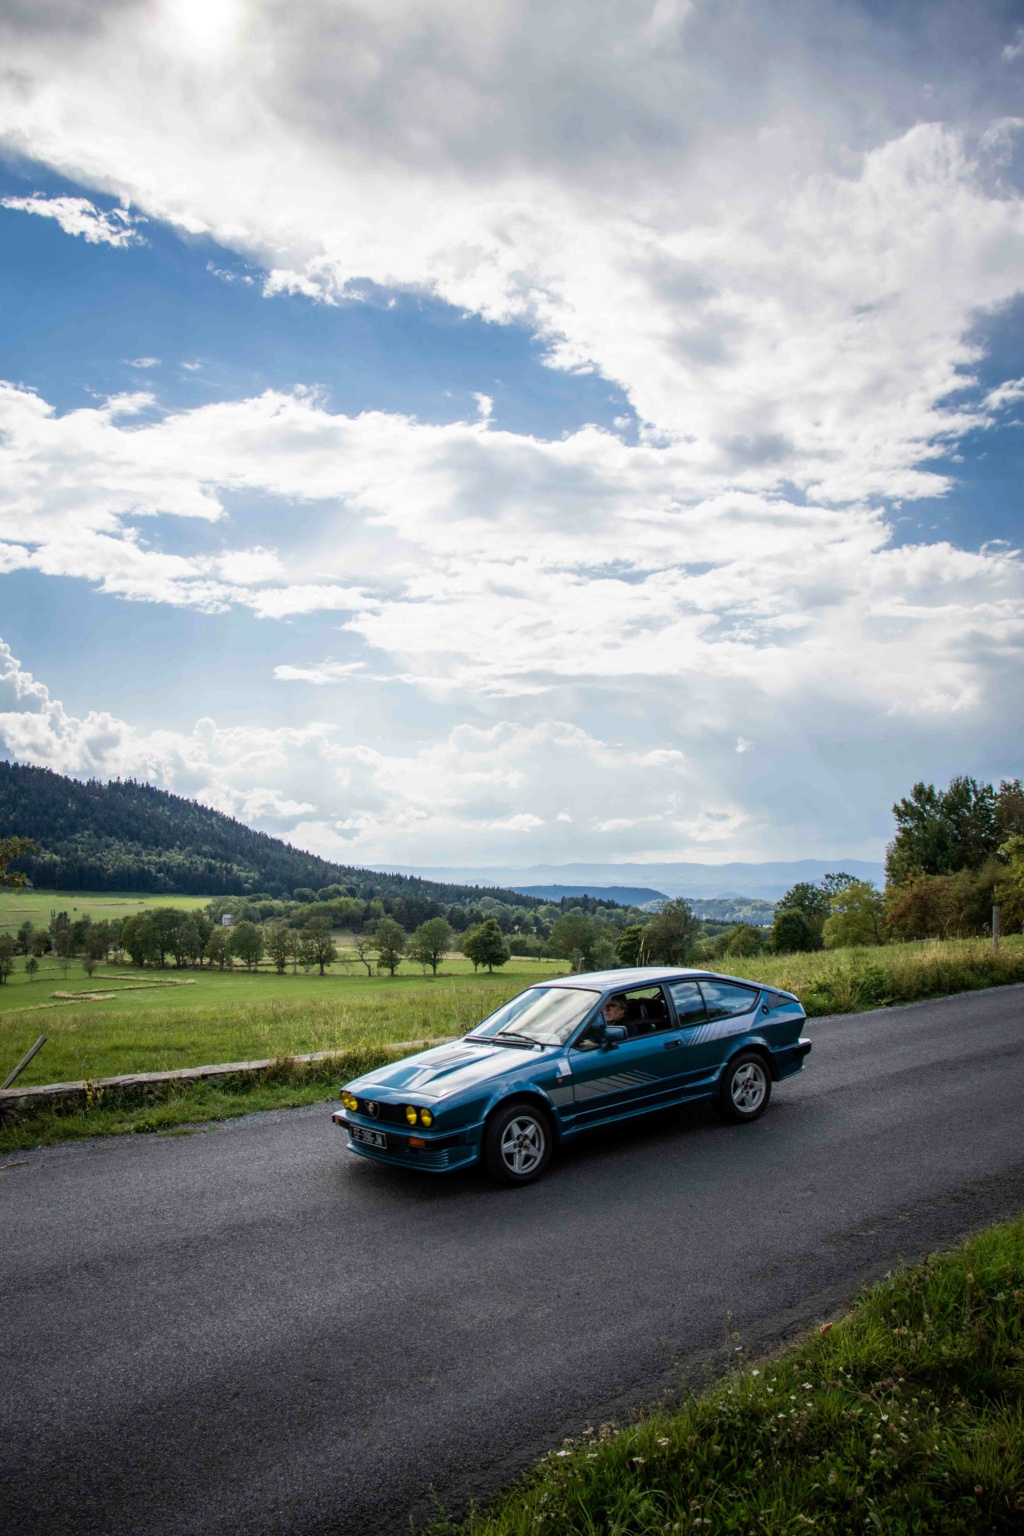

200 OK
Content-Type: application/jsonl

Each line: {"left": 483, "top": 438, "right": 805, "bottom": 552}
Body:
{"left": 0, "top": 641, "right": 757, "bottom": 861}
{"left": 2, "top": 1, "right": 1024, "bottom": 860}
{"left": 1, "top": 193, "right": 144, "bottom": 246}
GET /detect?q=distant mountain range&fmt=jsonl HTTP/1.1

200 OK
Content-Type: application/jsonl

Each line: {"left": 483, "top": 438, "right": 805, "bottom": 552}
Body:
{"left": 388, "top": 858, "right": 887, "bottom": 902}
{"left": 510, "top": 884, "right": 669, "bottom": 906}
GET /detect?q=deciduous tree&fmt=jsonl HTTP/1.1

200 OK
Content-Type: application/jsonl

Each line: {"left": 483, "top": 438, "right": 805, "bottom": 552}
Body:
{"left": 0, "top": 836, "right": 35, "bottom": 888}
{"left": 614, "top": 923, "right": 649, "bottom": 966}
{"left": 301, "top": 916, "right": 338, "bottom": 976}
{"left": 823, "top": 881, "right": 886, "bottom": 948}
{"left": 229, "top": 920, "right": 264, "bottom": 971}
{"left": 407, "top": 916, "right": 452, "bottom": 976}
{"left": 0, "top": 934, "right": 16, "bottom": 984}
{"left": 462, "top": 917, "right": 510, "bottom": 973}
{"left": 771, "top": 907, "right": 818, "bottom": 954}
{"left": 372, "top": 917, "right": 406, "bottom": 976}
{"left": 642, "top": 900, "right": 699, "bottom": 965}
{"left": 265, "top": 922, "right": 292, "bottom": 975}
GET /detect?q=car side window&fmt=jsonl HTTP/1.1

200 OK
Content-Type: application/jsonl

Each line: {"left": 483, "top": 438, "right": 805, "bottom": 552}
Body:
{"left": 698, "top": 980, "right": 758, "bottom": 1021}
{"left": 617, "top": 985, "right": 672, "bottom": 1036}
{"left": 667, "top": 980, "right": 708, "bottom": 1027}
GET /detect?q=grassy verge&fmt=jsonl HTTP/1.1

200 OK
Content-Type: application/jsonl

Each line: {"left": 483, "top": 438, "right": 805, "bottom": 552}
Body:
{"left": 720, "top": 935, "right": 1024, "bottom": 1017}
{"left": 426, "top": 1217, "right": 1024, "bottom": 1535}
{"left": 0, "top": 1044, "right": 398, "bottom": 1153}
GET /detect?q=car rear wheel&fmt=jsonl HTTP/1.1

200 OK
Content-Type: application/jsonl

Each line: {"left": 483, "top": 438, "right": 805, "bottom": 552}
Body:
{"left": 717, "top": 1051, "right": 771, "bottom": 1123}
{"left": 483, "top": 1101, "right": 553, "bottom": 1186}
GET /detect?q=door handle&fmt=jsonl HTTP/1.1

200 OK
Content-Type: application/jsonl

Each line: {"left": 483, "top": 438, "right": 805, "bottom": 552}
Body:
{"left": 664, "top": 1038, "right": 682, "bottom": 1050}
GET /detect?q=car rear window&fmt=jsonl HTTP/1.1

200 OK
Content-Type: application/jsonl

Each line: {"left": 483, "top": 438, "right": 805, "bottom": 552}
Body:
{"left": 699, "top": 980, "right": 758, "bottom": 1020}
{"left": 667, "top": 980, "right": 708, "bottom": 1026}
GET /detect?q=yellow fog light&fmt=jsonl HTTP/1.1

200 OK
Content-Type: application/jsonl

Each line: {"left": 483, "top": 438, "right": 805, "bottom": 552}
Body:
{"left": 405, "top": 1105, "right": 418, "bottom": 1126}
{"left": 419, "top": 1108, "right": 433, "bottom": 1127}
{"left": 341, "top": 1091, "right": 358, "bottom": 1112}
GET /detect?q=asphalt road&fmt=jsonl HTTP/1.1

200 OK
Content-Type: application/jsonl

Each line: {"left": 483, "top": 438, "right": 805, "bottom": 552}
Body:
{"left": 3, "top": 986, "right": 1024, "bottom": 1536}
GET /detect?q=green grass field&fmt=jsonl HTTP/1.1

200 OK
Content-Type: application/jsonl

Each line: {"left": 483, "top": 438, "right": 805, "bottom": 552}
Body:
{"left": 426, "top": 1216, "right": 1024, "bottom": 1534}
{"left": 0, "top": 888, "right": 214, "bottom": 933}
{"left": 0, "top": 955, "right": 567, "bottom": 1085}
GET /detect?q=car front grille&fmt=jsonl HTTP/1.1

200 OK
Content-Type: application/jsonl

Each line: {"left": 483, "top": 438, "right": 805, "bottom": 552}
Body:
{"left": 354, "top": 1098, "right": 410, "bottom": 1126}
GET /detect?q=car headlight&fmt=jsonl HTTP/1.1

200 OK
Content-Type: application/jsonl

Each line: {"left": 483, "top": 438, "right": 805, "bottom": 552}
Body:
{"left": 340, "top": 1091, "right": 358, "bottom": 1112}
{"left": 405, "top": 1104, "right": 419, "bottom": 1126}
{"left": 419, "top": 1108, "right": 433, "bottom": 1127}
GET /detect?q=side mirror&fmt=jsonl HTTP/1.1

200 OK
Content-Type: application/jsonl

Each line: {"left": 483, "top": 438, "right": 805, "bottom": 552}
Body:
{"left": 602, "top": 1024, "right": 627, "bottom": 1049}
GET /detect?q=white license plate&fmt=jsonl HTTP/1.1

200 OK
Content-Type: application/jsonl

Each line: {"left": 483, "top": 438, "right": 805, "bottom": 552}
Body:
{"left": 351, "top": 1125, "right": 387, "bottom": 1150}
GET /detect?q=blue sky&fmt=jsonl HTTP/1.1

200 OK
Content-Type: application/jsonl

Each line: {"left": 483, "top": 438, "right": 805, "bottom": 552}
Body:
{"left": 0, "top": 0, "right": 1022, "bottom": 871}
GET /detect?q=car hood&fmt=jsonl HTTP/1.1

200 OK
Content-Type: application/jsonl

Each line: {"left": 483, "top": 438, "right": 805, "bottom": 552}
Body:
{"left": 349, "top": 1038, "right": 552, "bottom": 1100}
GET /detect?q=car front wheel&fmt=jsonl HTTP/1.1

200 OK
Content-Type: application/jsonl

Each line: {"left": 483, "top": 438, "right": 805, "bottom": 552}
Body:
{"left": 482, "top": 1101, "right": 553, "bottom": 1186}
{"left": 717, "top": 1052, "right": 771, "bottom": 1123}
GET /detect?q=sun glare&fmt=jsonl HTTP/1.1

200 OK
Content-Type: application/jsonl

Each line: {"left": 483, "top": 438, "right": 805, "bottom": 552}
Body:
{"left": 163, "top": 0, "right": 243, "bottom": 56}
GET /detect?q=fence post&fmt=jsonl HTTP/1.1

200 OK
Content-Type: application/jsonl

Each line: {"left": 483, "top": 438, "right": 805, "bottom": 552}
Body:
{"left": 993, "top": 904, "right": 1001, "bottom": 953}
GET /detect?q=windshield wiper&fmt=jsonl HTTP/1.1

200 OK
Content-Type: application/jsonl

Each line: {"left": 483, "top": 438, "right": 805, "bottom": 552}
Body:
{"left": 465, "top": 1031, "right": 538, "bottom": 1048}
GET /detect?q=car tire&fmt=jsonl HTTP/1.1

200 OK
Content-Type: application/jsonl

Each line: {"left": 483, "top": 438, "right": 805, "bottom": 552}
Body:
{"left": 717, "top": 1051, "right": 772, "bottom": 1123}
{"left": 482, "top": 1100, "right": 553, "bottom": 1186}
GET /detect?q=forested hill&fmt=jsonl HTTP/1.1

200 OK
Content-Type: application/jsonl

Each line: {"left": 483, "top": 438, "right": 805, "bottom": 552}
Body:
{"left": 0, "top": 762, "right": 541, "bottom": 912}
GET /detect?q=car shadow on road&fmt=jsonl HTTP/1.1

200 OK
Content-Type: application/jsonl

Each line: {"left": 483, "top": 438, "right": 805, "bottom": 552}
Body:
{"left": 328, "top": 1095, "right": 763, "bottom": 1210}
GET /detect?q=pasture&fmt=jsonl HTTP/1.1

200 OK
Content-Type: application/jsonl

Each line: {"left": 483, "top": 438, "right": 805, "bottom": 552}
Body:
{"left": 0, "top": 954, "right": 567, "bottom": 1087}
{"left": 0, "top": 888, "right": 213, "bottom": 934}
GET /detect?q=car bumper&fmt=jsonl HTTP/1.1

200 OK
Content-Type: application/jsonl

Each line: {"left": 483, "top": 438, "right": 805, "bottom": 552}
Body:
{"left": 332, "top": 1111, "right": 480, "bottom": 1174}
{"left": 773, "top": 1037, "right": 812, "bottom": 1079}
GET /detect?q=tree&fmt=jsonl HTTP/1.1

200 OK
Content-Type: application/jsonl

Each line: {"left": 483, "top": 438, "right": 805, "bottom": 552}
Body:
{"left": 771, "top": 907, "right": 818, "bottom": 954}
{"left": 354, "top": 934, "right": 375, "bottom": 976}
{"left": 0, "top": 934, "right": 16, "bottom": 984}
{"left": 719, "top": 922, "right": 766, "bottom": 957}
{"left": 642, "top": 900, "right": 699, "bottom": 965}
{"left": 203, "top": 926, "right": 231, "bottom": 970}
{"left": 886, "top": 776, "right": 1000, "bottom": 885}
{"left": 0, "top": 835, "right": 35, "bottom": 888}
{"left": 301, "top": 916, "right": 337, "bottom": 976}
{"left": 775, "top": 882, "right": 829, "bottom": 939}
{"left": 995, "top": 836, "right": 1024, "bottom": 934}
{"left": 293, "top": 887, "right": 316, "bottom": 904}
{"left": 547, "top": 910, "right": 603, "bottom": 970}
{"left": 462, "top": 917, "right": 510, "bottom": 973}
{"left": 16, "top": 920, "right": 34, "bottom": 954}
{"left": 372, "top": 917, "right": 406, "bottom": 976}
{"left": 615, "top": 923, "right": 650, "bottom": 967}
{"left": 407, "top": 916, "right": 452, "bottom": 976}
{"left": 25, "top": 955, "right": 39, "bottom": 983}
{"left": 265, "top": 922, "right": 292, "bottom": 975}
{"left": 823, "top": 881, "right": 886, "bottom": 949}
{"left": 82, "top": 954, "right": 97, "bottom": 979}
{"left": 147, "top": 906, "right": 187, "bottom": 968}
{"left": 121, "top": 913, "right": 155, "bottom": 967}
{"left": 229, "top": 920, "right": 264, "bottom": 971}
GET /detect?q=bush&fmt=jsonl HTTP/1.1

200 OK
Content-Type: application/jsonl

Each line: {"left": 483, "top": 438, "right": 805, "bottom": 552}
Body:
{"left": 771, "top": 906, "right": 820, "bottom": 953}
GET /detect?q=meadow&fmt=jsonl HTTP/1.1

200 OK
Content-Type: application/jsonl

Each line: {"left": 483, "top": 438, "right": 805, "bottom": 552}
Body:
{"left": 0, "top": 955, "right": 567, "bottom": 1086}
{"left": 0, "top": 888, "right": 213, "bottom": 933}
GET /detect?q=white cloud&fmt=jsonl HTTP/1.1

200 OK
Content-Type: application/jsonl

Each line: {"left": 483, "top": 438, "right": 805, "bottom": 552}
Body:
{"left": 273, "top": 661, "right": 365, "bottom": 684}
{"left": 126, "top": 357, "right": 160, "bottom": 369}
{"left": 2, "top": 3, "right": 1024, "bottom": 860}
{"left": 1, "top": 193, "right": 145, "bottom": 247}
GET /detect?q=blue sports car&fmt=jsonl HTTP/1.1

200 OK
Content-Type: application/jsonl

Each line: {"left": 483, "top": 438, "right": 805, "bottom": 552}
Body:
{"left": 332, "top": 966, "right": 811, "bottom": 1186}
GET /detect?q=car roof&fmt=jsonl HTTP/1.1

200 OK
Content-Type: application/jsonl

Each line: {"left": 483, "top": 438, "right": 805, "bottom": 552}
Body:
{"left": 541, "top": 965, "right": 787, "bottom": 993}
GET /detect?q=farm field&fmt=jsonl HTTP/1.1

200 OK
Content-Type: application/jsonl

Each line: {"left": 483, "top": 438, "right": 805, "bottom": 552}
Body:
{"left": 0, "top": 954, "right": 567, "bottom": 1086}
{"left": 0, "top": 888, "right": 215, "bottom": 933}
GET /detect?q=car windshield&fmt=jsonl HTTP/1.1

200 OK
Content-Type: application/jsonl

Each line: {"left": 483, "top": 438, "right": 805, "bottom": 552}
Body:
{"left": 467, "top": 987, "right": 601, "bottom": 1047}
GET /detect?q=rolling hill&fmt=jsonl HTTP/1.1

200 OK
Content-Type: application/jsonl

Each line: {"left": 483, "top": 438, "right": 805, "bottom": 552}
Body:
{"left": 0, "top": 762, "right": 541, "bottom": 914}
